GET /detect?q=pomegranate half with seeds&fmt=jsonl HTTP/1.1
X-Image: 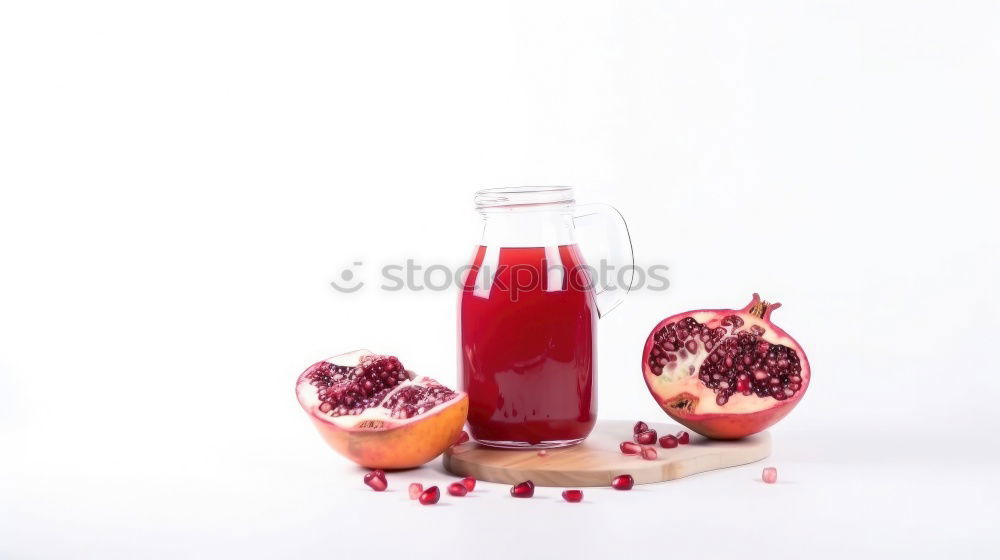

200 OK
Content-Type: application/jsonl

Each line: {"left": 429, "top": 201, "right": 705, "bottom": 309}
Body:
{"left": 295, "top": 350, "right": 468, "bottom": 469}
{"left": 642, "top": 294, "right": 810, "bottom": 439}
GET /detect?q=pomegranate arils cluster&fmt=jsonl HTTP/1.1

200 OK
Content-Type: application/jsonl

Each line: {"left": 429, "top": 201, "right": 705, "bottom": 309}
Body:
{"left": 625, "top": 422, "right": 690, "bottom": 454}
{"left": 647, "top": 314, "right": 803, "bottom": 406}
{"left": 382, "top": 382, "right": 456, "bottom": 420}
{"left": 648, "top": 317, "right": 727, "bottom": 375}
{"left": 700, "top": 329, "right": 803, "bottom": 405}
{"left": 307, "top": 356, "right": 407, "bottom": 416}
{"left": 305, "top": 354, "right": 457, "bottom": 419}
{"left": 626, "top": 421, "right": 659, "bottom": 456}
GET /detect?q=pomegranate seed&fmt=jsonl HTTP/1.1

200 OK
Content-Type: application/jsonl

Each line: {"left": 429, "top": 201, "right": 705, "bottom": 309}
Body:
{"left": 418, "top": 486, "right": 440, "bottom": 505}
{"left": 408, "top": 482, "right": 423, "bottom": 500}
{"left": 461, "top": 477, "right": 476, "bottom": 492}
{"left": 510, "top": 480, "right": 535, "bottom": 498}
{"left": 620, "top": 441, "right": 642, "bottom": 455}
{"left": 659, "top": 435, "right": 678, "bottom": 448}
{"left": 537, "top": 449, "right": 548, "bottom": 457}
{"left": 611, "top": 474, "right": 634, "bottom": 490}
{"left": 762, "top": 467, "right": 777, "bottom": 484}
{"left": 454, "top": 430, "right": 470, "bottom": 446}
{"left": 562, "top": 489, "right": 584, "bottom": 503}
{"left": 641, "top": 446, "right": 658, "bottom": 460}
{"left": 363, "top": 470, "right": 387, "bottom": 491}
{"left": 736, "top": 376, "right": 750, "bottom": 393}
{"left": 634, "top": 429, "right": 657, "bottom": 445}
{"left": 676, "top": 431, "right": 690, "bottom": 444}
{"left": 633, "top": 421, "right": 648, "bottom": 434}
{"left": 448, "top": 482, "right": 469, "bottom": 496}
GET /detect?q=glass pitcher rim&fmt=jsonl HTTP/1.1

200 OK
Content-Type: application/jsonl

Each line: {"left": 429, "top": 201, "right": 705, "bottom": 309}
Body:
{"left": 475, "top": 186, "right": 574, "bottom": 210}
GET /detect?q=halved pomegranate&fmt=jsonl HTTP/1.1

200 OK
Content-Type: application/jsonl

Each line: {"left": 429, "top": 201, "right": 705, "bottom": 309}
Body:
{"left": 295, "top": 350, "right": 468, "bottom": 469}
{"left": 642, "top": 294, "right": 810, "bottom": 439}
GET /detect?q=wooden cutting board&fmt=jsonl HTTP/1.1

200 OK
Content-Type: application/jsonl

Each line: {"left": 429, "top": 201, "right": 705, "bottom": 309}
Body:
{"left": 442, "top": 419, "right": 770, "bottom": 487}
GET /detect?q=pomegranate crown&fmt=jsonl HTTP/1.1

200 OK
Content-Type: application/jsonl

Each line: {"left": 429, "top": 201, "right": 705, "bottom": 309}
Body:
{"left": 744, "top": 293, "right": 781, "bottom": 320}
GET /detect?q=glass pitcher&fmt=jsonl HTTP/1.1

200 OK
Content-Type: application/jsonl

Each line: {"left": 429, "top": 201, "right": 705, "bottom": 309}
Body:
{"left": 459, "top": 187, "right": 633, "bottom": 448}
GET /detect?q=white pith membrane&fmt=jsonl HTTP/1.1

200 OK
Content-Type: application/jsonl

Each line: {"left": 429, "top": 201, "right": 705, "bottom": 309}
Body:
{"left": 296, "top": 350, "right": 460, "bottom": 430}
{"left": 644, "top": 308, "right": 805, "bottom": 416}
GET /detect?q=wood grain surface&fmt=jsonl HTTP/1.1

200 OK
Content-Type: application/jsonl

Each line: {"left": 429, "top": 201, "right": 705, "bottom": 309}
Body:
{"left": 442, "top": 420, "right": 770, "bottom": 487}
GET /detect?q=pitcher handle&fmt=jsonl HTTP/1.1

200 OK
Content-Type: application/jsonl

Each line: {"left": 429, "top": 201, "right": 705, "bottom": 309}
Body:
{"left": 572, "top": 203, "right": 634, "bottom": 318}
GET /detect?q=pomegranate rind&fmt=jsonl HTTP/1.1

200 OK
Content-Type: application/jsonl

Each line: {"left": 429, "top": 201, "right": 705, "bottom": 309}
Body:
{"left": 641, "top": 294, "right": 811, "bottom": 440}
{"left": 303, "top": 394, "right": 468, "bottom": 469}
{"left": 296, "top": 350, "right": 469, "bottom": 469}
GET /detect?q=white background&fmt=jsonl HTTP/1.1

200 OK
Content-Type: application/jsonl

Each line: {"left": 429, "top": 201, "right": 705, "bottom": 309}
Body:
{"left": 2, "top": 1, "right": 999, "bottom": 558}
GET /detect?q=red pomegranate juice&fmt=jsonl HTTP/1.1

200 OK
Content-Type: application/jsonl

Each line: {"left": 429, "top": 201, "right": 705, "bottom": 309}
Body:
{"left": 459, "top": 245, "right": 597, "bottom": 447}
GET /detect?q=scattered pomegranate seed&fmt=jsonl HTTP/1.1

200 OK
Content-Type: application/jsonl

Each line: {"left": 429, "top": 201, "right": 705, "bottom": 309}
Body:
{"left": 363, "top": 470, "right": 387, "bottom": 491}
{"left": 633, "top": 421, "right": 649, "bottom": 434}
{"left": 419, "top": 486, "right": 440, "bottom": 505}
{"left": 510, "top": 480, "right": 535, "bottom": 498}
{"left": 611, "top": 474, "right": 634, "bottom": 490}
{"left": 634, "top": 429, "right": 658, "bottom": 445}
{"left": 448, "top": 482, "right": 469, "bottom": 496}
{"left": 461, "top": 477, "right": 476, "bottom": 492}
{"left": 641, "top": 446, "right": 658, "bottom": 460}
{"left": 562, "top": 489, "right": 584, "bottom": 503}
{"left": 620, "top": 441, "right": 642, "bottom": 455}
{"left": 454, "top": 430, "right": 470, "bottom": 446}
{"left": 676, "top": 431, "right": 690, "bottom": 444}
{"left": 762, "top": 467, "right": 777, "bottom": 484}
{"left": 408, "top": 482, "right": 423, "bottom": 500}
{"left": 537, "top": 449, "right": 548, "bottom": 457}
{"left": 659, "top": 434, "right": 678, "bottom": 448}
